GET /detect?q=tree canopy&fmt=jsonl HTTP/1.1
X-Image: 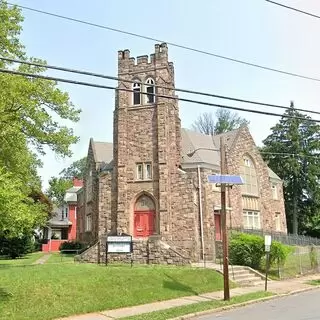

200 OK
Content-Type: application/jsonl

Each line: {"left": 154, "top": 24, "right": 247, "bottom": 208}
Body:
{"left": 0, "top": 2, "right": 81, "bottom": 237}
{"left": 261, "top": 102, "right": 320, "bottom": 235}
{"left": 191, "top": 108, "right": 249, "bottom": 135}
{"left": 47, "top": 157, "right": 87, "bottom": 205}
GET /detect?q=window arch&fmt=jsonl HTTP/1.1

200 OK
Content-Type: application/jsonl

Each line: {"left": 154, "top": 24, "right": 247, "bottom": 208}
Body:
{"left": 240, "top": 155, "right": 259, "bottom": 195}
{"left": 132, "top": 81, "right": 141, "bottom": 105}
{"left": 134, "top": 195, "right": 155, "bottom": 211}
{"left": 134, "top": 194, "right": 156, "bottom": 237}
{"left": 145, "top": 78, "right": 155, "bottom": 104}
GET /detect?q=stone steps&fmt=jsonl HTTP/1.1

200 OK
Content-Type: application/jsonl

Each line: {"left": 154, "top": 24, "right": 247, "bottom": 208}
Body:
{"left": 192, "top": 262, "right": 266, "bottom": 287}
{"left": 227, "top": 267, "right": 266, "bottom": 286}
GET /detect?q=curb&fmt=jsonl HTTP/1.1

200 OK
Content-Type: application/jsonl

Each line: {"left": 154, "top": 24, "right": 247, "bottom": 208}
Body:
{"left": 167, "top": 285, "right": 320, "bottom": 320}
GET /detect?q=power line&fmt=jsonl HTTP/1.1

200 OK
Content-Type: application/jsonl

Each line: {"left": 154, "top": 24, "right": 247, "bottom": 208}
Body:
{"left": 2, "top": 56, "right": 320, "bottom": 117}
{"left": 266, "top": 1, "right": 320, "bottom": 19}
{"left": 6, "top": 1, "right": 320, "bottom": 84}
{"left": 1, "top": 67, "right": 320, "bottom": 123}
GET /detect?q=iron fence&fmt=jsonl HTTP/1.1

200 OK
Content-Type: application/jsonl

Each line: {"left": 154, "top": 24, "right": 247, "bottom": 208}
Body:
{"left": 230, "top": 227, "right": 320, "bottom": 246}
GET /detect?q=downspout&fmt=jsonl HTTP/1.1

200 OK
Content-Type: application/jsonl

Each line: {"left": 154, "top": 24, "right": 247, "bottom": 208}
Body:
{"left": 197, "top": 165, "right": 205, "bottom": 262}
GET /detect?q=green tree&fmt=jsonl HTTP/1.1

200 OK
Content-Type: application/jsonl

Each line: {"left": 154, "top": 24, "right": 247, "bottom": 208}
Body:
{"left": 0, "top": 169, "right": 47, "bottom": 237}
{"left": 60, "top": 157, "right": 87, "bottom": 180}
{"left": 0, "top": 2, "right": 81, "bottom": 236}
{"left": 262, "top": 102, "right": 320, "bottom": 235}
{"left": 47, "top": 157, "right": 86, "bottom": 205}
{"left": 191, "top": 108, "right": 249, "bottom": 135}
{"left": 47, "top": 177, "right": 73, "bottom": 206}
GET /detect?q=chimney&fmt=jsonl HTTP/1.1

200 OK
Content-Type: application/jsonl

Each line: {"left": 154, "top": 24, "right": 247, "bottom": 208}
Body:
{"left": 73, "top": 178, "right": 83, "bottom": 187}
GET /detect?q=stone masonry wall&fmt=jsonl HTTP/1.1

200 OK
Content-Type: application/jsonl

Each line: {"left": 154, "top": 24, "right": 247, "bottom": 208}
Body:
{"left": 98, "top": 171, "right": 113, "bottom": 236}
{"left": 113, "top": 43, "right": 181, "bottom": 239}
{"left": 225, "top": 126, "right": 287, "bottom": 232}
{"left": 77, "top": 237, "right": 190, "bottom": 265}
{"left": 78, "top": 140, "right": 101, "bottom": 244}
{"left": 170, "top": 169, "right": 201, "bottom": 262}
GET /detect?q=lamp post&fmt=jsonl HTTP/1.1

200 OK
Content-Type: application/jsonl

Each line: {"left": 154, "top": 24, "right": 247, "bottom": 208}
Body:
{"left": 187, "top": 136, "right": 230, "bottom": 301}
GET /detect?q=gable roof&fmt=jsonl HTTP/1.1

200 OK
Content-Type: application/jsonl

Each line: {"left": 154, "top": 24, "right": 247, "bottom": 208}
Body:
{"left": 181, "top": 128, "right": 240, "bottom": 167}
{"left": 64, "top": 186, "right": 82, "bottom": 202}
{"left": 90, "top": 139, "right": 113, "bottom": 163}
{"left": 89, "top": 127, "right": 281, "bottom": 181}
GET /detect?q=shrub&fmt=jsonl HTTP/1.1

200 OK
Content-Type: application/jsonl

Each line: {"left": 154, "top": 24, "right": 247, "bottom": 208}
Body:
{"left": 229, "top": 232, "right": 293, "bottom": 270}
{"left": 0, "top": 234, "right": 34, "bottom": 259}
{"left": 229, "top": 233, "right": 264, "bottom": 269}
{"left": 59, "top": 241, "right": 85, "bottom": 253}
{"left": 269, "top": 240, "right": 293, "bottom": 267}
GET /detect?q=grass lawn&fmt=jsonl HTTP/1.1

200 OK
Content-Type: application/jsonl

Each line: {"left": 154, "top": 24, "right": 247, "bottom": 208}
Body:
{"left": 0, "top": 252, "right": 45, "bottom": 266}
{"left": 260, "top": 251, "right": 316, "bottom": 280}
{"left": 0, "top": 264, "right": 230, "bottom": 320}
{"left": 122, "top": 291, "right": 274, "bottom": 320}
{"left": 307, "top": 279, "right": 320, "bottom": 286}
{"left": 46, "top": 253, "right": 76, "bottom": 264}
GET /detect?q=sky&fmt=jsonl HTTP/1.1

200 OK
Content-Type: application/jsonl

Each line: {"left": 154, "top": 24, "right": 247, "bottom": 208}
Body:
{"left": 9, "top": 0, "right": 320, "bottom": 189}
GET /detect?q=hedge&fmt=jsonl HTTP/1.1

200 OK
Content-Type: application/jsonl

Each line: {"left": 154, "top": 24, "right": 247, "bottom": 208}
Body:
{"left": 229, "top": 232, "right": 292, "bottom": 269}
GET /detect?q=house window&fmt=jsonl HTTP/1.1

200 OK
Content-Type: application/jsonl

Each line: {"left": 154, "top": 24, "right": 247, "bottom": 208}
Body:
{"left": 145, "top": 162, "right": 152, "bottom": 179}
{"left": 133, "top": 82, "right": 141, "bottom": 105}
{"left": 136, "top": 162, "right": 152, "bottom": 180}
{"left": 272, "top": 184, "right": 278, "bottom": 200}
{"left": 243, "top": 211, "right": 261, "bottom": 229}
{"left": 136, "top": 163, "right": 143, "bottom": 180}
{"left": 85, "top": 214, "right": 92, "bottom": 231}
{"left": 145, "top": 78, "right": 155, "bottom": 104}
{"left": 240, "top": 156, "right": 259, "bottom": 196}
{"left": 275, "top": 212, "right": 281, "bottom": 232}
{"left": 51, "top": 229, "right": 62, "bottom": 240}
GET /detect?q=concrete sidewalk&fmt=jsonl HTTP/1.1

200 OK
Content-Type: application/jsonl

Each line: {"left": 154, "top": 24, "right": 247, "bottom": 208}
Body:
{"left": 56, "top": 273, "right": 320, "bottom": 320}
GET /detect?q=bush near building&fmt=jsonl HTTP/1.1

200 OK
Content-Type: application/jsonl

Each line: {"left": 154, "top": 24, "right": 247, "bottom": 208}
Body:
{"left": 229, "top": 232, "right": 292, "bottom": 269}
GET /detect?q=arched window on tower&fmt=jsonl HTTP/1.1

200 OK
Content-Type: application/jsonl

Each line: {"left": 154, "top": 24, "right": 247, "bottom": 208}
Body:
{"left": 132, "top": 81, "right": 141, "bottom": 105}
{"left": 145, "top": 78, "right": 155, "bottom": 104}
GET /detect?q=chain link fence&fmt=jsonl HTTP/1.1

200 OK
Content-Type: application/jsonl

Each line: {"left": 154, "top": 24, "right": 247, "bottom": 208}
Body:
{"left": 265, "top": 245, "right": 320, "bottom": 279}
{"left": 229, "top": 227, "right": 320, "bottom": 279}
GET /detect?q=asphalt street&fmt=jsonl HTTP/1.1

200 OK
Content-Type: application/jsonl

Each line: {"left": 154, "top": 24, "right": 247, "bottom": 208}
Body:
{"left": 193, "top": 289, "right": 320, "bottom": 320}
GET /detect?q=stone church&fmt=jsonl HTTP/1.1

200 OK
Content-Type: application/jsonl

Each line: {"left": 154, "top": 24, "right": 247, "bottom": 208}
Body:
{"left": 76, "top": 43, "right": 287, "bottom": 264}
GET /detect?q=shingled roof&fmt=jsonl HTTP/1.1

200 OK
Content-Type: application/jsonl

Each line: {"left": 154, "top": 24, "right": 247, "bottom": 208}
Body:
{"left": 90, "top": 128, "right": 281, "bottom": 180}
{"left": 180, "top": 128, "right": 240, "bottom": 167}
{"left": 91, "top": 140, "right": 113, "bottom": 164}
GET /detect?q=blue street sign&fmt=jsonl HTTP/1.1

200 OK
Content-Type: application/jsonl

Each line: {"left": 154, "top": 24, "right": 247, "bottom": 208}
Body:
{"left": 207, "top": 175, "right": 244, "bottom": 185}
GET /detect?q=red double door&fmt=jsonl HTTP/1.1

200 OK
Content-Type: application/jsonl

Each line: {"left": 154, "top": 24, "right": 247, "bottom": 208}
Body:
{"left": 134, "top": 210, "right": 155, "bottom": 237}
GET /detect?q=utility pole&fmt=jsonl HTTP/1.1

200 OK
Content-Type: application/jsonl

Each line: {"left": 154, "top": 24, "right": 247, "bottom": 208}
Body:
{"left": 220, "top": 136, "right": 230, "bottom": 301}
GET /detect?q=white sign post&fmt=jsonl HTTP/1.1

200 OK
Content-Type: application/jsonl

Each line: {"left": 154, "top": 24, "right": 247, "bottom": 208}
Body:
{"left": 264, "top": 235, "right": 272, "bottom": 291}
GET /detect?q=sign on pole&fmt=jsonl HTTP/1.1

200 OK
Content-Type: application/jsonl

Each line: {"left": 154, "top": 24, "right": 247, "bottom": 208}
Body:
{"left": 264, "top": 235, "right": 272, "bottom": 291}
{"left": 264, "top": 235, "right": 272, "bottom": 252}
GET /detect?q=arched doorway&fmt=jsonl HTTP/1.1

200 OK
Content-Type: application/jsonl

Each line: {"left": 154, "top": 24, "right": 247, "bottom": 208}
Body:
{"left": 134, "top": 195, "right": 156, "bottom": 237}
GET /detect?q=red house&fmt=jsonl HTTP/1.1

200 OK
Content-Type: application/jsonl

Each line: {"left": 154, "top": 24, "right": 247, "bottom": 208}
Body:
{"left": 42, "top": 178, "right": 83, "bottom": 252}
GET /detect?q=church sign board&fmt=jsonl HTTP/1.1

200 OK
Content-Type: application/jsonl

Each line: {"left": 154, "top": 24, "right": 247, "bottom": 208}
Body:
{"left": 106, "top": 232, "right": 133, "bottom": 266}
{"left": 106, "top": 235, "right": 132, "bottom": 253}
